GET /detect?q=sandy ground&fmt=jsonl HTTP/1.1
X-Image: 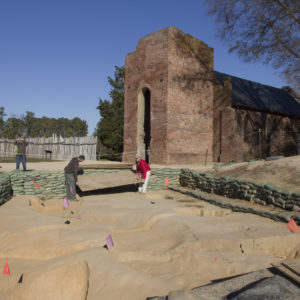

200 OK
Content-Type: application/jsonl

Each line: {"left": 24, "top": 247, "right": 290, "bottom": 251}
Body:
{"left": 0, "top": 159, "right": 125, "bottom": 173}
{"left": 0, "top": 157, "right": 299, "bottom": 299}
{"left": 0, "top": 159, "right": 214, "bottom": 173}
{"left": 211, "top": 156, "right": 300, "bottom": 192}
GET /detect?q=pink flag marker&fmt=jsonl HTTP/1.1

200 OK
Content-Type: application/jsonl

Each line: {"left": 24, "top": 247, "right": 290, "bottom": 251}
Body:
{"left": 76, "top": 215, "right": 81, "bottom": 220}
{"left": 106, "top": 234, "right": 114, "bottom": 249}
{"left": 63, "top": 197, "right": 69, "bottom": 209}
{"left": 70, "top": 186, "right": 74, "bottom": 194}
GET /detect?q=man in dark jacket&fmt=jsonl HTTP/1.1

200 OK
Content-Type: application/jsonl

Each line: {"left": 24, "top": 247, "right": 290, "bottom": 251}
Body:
{"left": 64, "top": 155, "right": 85, "bottom": 201}
{"left": 14, "top": 138, "right": 28, "bottom": 171}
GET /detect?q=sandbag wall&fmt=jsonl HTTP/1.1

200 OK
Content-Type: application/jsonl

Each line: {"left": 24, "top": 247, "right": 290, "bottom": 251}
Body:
{"left": 0, "top": 174, "right": 12, "bottom": 205}
{"left": 8, "top": 169, "right": 121, "bottom": 200}
{"left": 180, "top": 169, "right": 300, "bottom": 211}
{"left": 1, "top": 167, "right": 180, "bottom": 202}
{"left": 9, "top": 170, "right": 66, "bottom": 198}
{"left": 147, "top": 168, "right": 180, "bottom": 190}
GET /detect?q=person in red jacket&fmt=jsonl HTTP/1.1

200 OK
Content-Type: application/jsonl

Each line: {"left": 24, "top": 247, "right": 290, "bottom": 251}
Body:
{"left": 135, "top": 154, "right": 151, "bottom": 193}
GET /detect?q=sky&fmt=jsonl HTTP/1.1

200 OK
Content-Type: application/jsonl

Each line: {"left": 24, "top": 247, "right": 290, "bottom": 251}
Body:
{"left": 0, "top": 0, "right": 287, "bottom": 135}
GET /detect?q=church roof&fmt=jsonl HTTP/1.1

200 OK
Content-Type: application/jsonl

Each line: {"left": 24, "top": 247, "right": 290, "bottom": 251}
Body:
{"left": 214, "top": 71, "right": 300, "bottom": 118}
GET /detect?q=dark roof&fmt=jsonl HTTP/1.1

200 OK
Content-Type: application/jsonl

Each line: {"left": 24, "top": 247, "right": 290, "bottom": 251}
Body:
{"left": 214, "top": 71, "right": 300, "bottom": 118}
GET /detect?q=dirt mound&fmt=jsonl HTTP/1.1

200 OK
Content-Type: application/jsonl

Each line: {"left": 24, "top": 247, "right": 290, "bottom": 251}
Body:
{"left": 212, "top": 156, "right": 300, "bottom": 192}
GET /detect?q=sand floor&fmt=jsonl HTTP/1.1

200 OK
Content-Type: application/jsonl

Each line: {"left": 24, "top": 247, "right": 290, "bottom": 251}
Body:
{"left": 0, "top": 158, "right": 299, "bottom": 299}
{"left": 0, "top": 189, "right": 299, "bottom": 299}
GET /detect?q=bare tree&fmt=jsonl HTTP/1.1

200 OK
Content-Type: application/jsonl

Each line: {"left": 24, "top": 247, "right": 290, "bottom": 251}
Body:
{"left": 206, "top": 0, "right": 300, "bottom": 91}
{"left": 0, "top": 106, "right": 6, "bottom": 137}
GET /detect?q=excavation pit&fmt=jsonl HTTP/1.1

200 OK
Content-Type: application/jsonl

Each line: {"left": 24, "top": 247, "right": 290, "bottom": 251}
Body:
{"left": 1, "top": 189, "right": 299, "bottom": 300}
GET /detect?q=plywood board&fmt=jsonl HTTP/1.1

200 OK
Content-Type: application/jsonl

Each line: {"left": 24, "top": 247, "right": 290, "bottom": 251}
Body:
{"left": 272, "top": 258, "right": 300, "bottom": 285}
{"left": 282, "top": 258, "right": 300, "bottom": 277}
{"left": 77, "top": 170, "right": 137, "bottom": 191}
{"left": 80, "top": 163, "right": 132, "bottom": 169}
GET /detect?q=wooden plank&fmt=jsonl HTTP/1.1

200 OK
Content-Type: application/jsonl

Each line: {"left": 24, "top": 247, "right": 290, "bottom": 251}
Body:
{"left": 80, "top": 164, "right": 132, "bottom": 169}
{"left": 282, "top": 258, "right": 300, "bottom": 277}
{"left": 272, "top": 261, "right": 300, "bottom": 285}
{"left": 77, "top": 170, "right": 137, "bottom": 191}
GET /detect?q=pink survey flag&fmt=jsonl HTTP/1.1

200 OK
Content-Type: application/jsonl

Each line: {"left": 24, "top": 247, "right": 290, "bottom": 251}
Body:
{"left": 106, "top": 234, "right": 114, "bottom": 249}
{"left": 70, "top": 186, "right": 74, "bottom": 194}
{"left": 63, "top": 197, "right": 69, "bottom": 209}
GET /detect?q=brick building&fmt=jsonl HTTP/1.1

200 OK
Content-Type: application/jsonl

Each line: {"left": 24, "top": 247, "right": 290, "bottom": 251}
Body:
{"left": 122, "top": 27, "right": 300, "bottom": 164}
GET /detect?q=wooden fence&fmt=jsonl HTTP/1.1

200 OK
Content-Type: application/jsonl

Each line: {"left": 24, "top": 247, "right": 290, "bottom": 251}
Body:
{"left": 0, "top": 135, "right": 97, "bottom": 160}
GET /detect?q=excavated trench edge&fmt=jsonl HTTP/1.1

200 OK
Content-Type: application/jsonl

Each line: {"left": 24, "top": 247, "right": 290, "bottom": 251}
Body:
{"left": 169, "top": 186, "right": 300, "bottom": 225}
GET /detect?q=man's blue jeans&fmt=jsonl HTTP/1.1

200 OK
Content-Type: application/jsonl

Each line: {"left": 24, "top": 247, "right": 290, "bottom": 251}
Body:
{"left": 16, "top": 154, "right": 27, "bottom": 171}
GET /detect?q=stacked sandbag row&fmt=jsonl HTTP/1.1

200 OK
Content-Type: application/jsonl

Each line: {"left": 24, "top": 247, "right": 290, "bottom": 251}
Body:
{"left": 8, "top": 168, "right": 127, "bottom": 200}
{"left": 9, "top": 171, "right": 28, "bottom": 195}
{"left": 261, "top": 183, "right": 300, "bottom": 211}
{"left": 147, "top": 168, "right": 180, "bottom": 190}
{"left": 9, "top": 170, "right": 66, "bottom": 199}
{"left": 180, "top": 169, "right": 300, "bottom": 211}
{"left": 0, "top": 173, "right": 12, "bottom": 205}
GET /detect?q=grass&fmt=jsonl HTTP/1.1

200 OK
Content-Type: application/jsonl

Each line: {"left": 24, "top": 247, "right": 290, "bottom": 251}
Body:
{"left": 0, "top": 157, "right": 62, "bottom": 163}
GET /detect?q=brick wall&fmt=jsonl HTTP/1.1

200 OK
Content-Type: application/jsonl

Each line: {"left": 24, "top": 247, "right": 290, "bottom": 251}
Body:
{"left": 123, "top": 28, "right": 169, "bottom": 163}
{"left": 213, "top": 76, "right": 299, "bottom": 161}
{"left": 166, "top": 28, "right": 214, "bottom": 163}
{"left": 123, "top": 27, "right": 214, "bottom": 164}
{"left": 123, "top": 27, "right": 299, "bottom": 165}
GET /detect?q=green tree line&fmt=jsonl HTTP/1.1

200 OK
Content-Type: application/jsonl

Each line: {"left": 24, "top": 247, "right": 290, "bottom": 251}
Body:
{"left": 0, "top": 108, "right": 88, "bottom": 139}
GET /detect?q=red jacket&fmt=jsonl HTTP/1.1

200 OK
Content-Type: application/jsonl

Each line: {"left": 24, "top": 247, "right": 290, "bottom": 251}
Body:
{"left": 136, "top": 159, "right": 151, "bottom": 179}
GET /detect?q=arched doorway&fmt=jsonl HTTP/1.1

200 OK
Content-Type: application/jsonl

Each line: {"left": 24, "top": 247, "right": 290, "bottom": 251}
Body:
{"left": 137, "top": 88, "right": 151, "bottom": 163}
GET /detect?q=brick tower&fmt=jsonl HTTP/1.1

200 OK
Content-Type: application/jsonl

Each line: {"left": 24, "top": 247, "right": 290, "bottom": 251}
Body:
{"left": 122, "top": 27, "right": 214, "bottom": 164}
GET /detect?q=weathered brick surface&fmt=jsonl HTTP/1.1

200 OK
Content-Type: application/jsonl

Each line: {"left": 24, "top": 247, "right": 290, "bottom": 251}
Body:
{"left": 123, "top": 28, "right": 169, "bottom": 163}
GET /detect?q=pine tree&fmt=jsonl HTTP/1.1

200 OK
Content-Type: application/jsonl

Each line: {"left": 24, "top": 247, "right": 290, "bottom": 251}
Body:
{"left": 95, "top": 66, "right": 125, "bottom": 160}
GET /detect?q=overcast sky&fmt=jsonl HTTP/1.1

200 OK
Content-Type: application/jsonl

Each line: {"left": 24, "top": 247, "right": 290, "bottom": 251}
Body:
{"left": 0, "top": 0, "right": 286, "bottom": 135}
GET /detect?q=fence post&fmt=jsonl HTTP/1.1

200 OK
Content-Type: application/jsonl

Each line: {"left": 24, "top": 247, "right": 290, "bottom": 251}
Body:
{"left": 0, "top": 135, "right": 97, "bottom": 160}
